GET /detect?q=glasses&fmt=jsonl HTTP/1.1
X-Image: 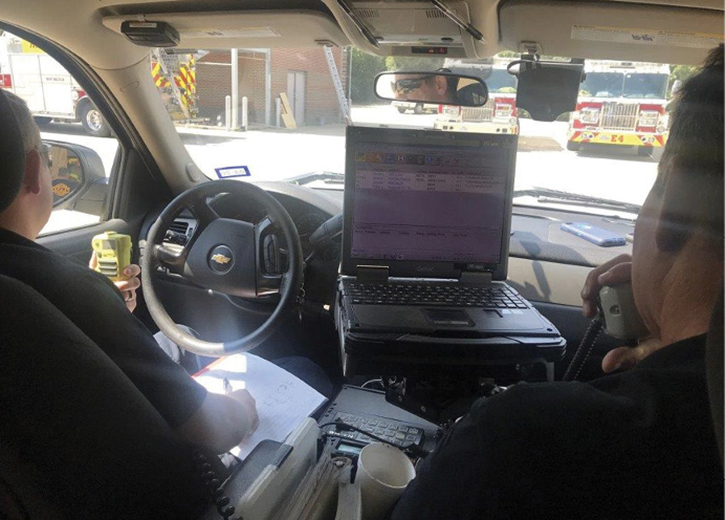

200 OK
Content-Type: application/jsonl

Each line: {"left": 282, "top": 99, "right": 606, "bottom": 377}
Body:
{"left": 392, "top": 75, "right": 435, "bottom": 95}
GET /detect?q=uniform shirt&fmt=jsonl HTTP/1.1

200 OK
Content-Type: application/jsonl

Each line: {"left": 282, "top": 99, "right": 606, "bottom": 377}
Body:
{"left": 392, "top": 334, "right": 723, "bottom": 520}
{"left": 0, "top": 273, "right": 209, "bottom": 520}
{"left": 0, "top": 228, "right": 207, "bottom": 428}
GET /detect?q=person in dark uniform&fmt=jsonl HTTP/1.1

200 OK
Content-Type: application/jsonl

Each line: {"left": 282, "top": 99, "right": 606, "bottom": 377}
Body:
{"left": 0, "top": 87, "right": 331, "bottom": 519}
{"left": 391, "top": 45, "right": 724, "bottom": 520}
{"left": 0, "top": 90, "right": 259, "bottom": 457}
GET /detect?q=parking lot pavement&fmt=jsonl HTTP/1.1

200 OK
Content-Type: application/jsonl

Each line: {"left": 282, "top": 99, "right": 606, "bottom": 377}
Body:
{"left": 39, "top": 107, "right": 659, "bottom": 235}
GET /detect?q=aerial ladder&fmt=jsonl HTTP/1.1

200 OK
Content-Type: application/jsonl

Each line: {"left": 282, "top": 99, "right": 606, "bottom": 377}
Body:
{"left": 323, "top": 46, "right": 352, "bottom": 125}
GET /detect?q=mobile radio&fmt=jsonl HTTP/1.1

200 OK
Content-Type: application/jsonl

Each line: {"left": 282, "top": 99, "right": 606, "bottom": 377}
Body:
{"left": 564, "top": 282, "right": 650, "bottom": 381}
{"left": 598, "top": 283, "right": 650, "bottom": 341}
{"left": 91, "top": 232, "right": 133, "bottom": 282}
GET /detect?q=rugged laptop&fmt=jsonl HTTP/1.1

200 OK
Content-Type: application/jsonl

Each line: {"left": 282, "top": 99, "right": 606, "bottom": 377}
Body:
{"left": 338, "top": 125, "right": 559, "bottom": 338}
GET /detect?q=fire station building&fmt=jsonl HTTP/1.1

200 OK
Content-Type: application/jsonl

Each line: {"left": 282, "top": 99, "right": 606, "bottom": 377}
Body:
{"left": 195, "top": 47, "right": 348, "bottom": 127}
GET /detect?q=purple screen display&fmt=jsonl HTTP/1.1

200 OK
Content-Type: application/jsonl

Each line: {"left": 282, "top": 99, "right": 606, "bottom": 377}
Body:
{"left": 350, "top": 142, "right": 511, "bottom": 263}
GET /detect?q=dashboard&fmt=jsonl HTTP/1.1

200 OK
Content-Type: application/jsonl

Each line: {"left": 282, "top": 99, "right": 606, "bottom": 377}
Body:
{"left": 143, "top": 180, "right": 634, "bottom": 379}
{"left": 148, "top": 180, "right": 637, "bottom": 314}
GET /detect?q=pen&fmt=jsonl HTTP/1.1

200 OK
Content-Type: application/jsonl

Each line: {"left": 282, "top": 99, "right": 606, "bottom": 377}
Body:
{"left": 223, "top": 378, "right": 233, "bottom": 394}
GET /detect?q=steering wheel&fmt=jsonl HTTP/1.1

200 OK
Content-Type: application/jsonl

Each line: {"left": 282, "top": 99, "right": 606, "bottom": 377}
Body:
{"left": 141, "top": 180, "right": 303, "bottom": 357}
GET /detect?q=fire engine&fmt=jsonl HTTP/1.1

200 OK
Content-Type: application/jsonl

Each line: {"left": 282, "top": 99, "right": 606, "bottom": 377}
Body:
{"left": 149, "top": 49, "right": 199, "bottom": 122}
{"left": 567, "top": 60, "right": 671, "bottom": 156}
{"left": 434, "top": 58, "right": 519, "bottom": 135}
{"left": 0, "top": 32, "right": 113, "bottom": 136}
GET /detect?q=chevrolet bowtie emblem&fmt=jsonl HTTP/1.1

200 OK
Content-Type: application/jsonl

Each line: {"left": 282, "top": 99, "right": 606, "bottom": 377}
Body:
{"left": 211, "top": 254, "right": 231, "bottom": 264}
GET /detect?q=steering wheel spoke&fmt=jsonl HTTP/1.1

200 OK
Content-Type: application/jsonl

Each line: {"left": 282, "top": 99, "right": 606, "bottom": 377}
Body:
{"left": 188, "top": 192, "right": 220, "bottom": 225}
{"left": 255, "top": 216, "right": 288, "bottom": 296}
{"left": 258, "top": 273, "right": 285, "bottom": 296}
{"left": 154, "top": 243, "right": 188, "bottom": 274}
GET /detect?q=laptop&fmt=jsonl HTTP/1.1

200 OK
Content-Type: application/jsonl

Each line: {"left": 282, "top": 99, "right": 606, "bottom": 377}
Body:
{"left": 338, "top": 125, "right": 559, "bottom": 338}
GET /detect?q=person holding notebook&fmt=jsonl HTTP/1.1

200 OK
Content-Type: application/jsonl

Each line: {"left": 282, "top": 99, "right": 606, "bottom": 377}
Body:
{"left": 391, "top": 45, "right": 723, "bottom": 520}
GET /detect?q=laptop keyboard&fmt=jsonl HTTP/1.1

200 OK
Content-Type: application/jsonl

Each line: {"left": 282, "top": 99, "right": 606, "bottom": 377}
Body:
{"left": 346, "top": 282, "right": 529, "bottom": 309}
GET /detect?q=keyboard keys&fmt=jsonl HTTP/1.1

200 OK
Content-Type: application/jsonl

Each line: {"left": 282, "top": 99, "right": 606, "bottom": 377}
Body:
{"left": 331, "top": 412, "right": 424, "bottom": 448}
{"left": 346, "top": 282, "right": 527, "bottom": 309}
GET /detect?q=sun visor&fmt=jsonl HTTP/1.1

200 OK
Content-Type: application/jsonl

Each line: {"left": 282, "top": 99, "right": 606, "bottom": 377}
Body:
{"left": 102, "top": 11, "right": 350, "bottom": 50}
{"left": 0, "top": 89, "right": 25, "bottom": 214}
{"left": 499, "top": 0, "right": 724, "bottom": 65}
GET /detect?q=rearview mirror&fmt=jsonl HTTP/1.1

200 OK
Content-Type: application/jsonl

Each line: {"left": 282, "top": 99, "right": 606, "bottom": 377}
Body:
{"left": 46, "top": 141, "right": 108, "bottom": 216}
{"left": 374, "top": 71, "right": 488, "bottom": 107}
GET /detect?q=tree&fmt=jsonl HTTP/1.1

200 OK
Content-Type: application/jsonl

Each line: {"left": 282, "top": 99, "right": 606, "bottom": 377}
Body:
{"left": 349, "top": 48, "right": 387, "bottom": 105}
{"left": 383, "top": 55, "right": 445, "bottom": 71}
{"left": 668, "top": 64, "right": 697, "bottom": 97}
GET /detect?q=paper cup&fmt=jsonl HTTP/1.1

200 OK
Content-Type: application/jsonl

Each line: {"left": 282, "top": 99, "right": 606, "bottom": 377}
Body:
{"left": 357, "top": 442, "right": 416, "bottom": 520}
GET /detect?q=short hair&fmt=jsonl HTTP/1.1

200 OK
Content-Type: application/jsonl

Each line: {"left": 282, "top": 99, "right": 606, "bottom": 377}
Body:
{"left": 658, "top": 45, "right": 724, "bottom": 244}
{"left": 3, "top": 91, "right": 41, "bottom": 154}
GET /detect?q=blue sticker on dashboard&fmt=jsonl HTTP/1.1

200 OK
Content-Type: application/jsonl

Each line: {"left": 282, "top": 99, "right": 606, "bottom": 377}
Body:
{"left": 215, "top": 166, "right": 251, "bottom": 179}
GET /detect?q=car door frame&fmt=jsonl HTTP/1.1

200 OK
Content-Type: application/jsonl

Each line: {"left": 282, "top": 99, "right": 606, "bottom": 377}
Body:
{"left": 0, "top": 21, "right": 173, "bottom": 262}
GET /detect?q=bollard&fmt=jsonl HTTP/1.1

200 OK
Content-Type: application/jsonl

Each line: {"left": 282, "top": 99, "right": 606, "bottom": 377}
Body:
{"left": 231, "top": 49, "right": 239, "bottom": 130}
{"left": 275, "top": 98, "right": 281, "bottom": 128}
{"left": 242, "top": 96, "right": 248, "bottom": 131}
{"left": 225, "top": 95, "right": 231, "bottom": 131}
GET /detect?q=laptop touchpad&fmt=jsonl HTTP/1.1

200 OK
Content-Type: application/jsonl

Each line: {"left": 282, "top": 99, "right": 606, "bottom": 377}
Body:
{"left": 424, "top": 309, "right": 475, "bottom": 327}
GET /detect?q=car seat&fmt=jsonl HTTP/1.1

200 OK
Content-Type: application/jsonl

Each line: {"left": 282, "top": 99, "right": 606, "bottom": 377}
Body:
{"left": 0, "top": 275, "right": 207, "bottom": 519}
{"left": 706, "top": 289, "right": 723, "bottom": 466}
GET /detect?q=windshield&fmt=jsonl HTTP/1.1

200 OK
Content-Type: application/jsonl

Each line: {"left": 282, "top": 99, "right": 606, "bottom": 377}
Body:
{"left": 579, "top": 72, "right": 624, "bottom": 98}
{"left": 145, "top": 49, "right": 694, "bottom": 214}
{"left": 622, "top": 73, "right": 668, "bottom": 99}
{"left": 580, "top": 72, "right": 669, "bottom": 99}
{"left": 485, "top": 69, "right": 517, "bottom": 93}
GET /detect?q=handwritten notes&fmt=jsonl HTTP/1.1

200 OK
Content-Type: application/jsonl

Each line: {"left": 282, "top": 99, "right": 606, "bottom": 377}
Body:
{"left": 194, "top": 354, "right": 326, "bottom": 459}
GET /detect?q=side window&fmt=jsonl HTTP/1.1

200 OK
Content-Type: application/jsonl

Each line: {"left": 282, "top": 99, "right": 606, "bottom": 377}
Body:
{"left": 0, "top": 32, "right": 119, "bottom": 235}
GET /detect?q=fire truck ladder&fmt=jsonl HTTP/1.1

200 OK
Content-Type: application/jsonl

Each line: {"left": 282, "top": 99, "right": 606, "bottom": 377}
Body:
{"left": 153, "top": 48, "right": 190, "bottom": 120}
{"left": 323, "top": 46, "right": 351, "bottom": 125}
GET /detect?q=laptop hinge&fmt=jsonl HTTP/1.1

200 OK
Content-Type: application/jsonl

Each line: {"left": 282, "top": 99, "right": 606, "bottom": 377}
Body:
{"left": 459, "top": 271, "right": 493, "bottom": 284}
{"left": 356, "top": 265, "right": 389, "bottom": 283}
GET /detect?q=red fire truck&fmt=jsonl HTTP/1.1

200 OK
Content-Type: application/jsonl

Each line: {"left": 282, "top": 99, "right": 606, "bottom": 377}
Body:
{"left": 434, "top": 58, "right": 519, "bottom": 135}
{"left": 0, "top": 32, "right": 112, "bottom": 136}
{"left": 567, "top": 61, "right": 671, "bottom": 156}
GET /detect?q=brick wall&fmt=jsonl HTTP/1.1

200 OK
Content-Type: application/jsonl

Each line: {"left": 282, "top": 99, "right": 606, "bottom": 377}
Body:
{"left": 196, "top": 47, "right": 347, "bottom": 127}
{"left": 196, "top": 50, "right": 267, "bottom": 125}
{"left": 271, "top": 47, "right": 345, "bottom": 126}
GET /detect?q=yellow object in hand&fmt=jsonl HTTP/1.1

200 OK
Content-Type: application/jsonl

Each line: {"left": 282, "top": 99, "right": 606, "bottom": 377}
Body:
{"left": 91, "top": 232, "right": 133, "bottom": 282}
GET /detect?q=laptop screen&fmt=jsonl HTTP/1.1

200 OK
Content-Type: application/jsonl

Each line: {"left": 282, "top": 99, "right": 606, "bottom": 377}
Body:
{"left": 344, "top": 127, "right": 516, "bottom": 275}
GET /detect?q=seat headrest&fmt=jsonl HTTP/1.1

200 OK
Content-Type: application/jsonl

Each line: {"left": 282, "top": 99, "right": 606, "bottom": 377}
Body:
{"left": 0, "top": 88, "right": 26, "bottom": 214}
{"left": 706, "top": 289, "right": 723, "bottom": 466}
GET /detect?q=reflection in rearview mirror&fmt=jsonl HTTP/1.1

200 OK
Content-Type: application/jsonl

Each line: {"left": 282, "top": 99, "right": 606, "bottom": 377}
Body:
{"left": 375, "top": 72, "right": 488, "bottom": 107}
{"left": 48, "top": 145, "right": 84, "bottom": 205}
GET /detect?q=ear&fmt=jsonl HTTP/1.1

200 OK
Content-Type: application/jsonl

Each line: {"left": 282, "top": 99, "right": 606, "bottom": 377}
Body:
{"left": 655, "top": 160, "right": 695, "bottom": 252}
{"left": 23, "top": 149, "right": 43, "bottom": 195}
{"left": 435, "top": 75, "right": 448, "bottom": 94}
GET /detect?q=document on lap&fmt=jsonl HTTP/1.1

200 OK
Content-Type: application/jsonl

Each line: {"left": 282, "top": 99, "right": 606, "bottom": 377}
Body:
{"left": 194, "top": 354, "right": 327, "bottom": 459}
